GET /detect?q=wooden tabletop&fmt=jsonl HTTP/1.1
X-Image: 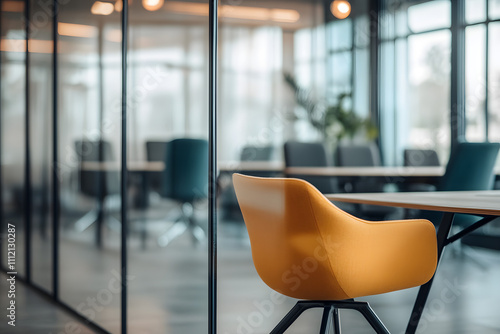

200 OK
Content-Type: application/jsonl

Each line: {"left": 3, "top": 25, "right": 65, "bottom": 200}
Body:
{"left": 80, "top": 161, "right": 165, "bottom": 172}
{"left": 326, "top": 190, "right": 500, "bottom": 216}
{"left": 219, "top": 161, "right": 284, "bottom": 172}
{"left": 286, "top": 166, "right": 446, "bottom": 177}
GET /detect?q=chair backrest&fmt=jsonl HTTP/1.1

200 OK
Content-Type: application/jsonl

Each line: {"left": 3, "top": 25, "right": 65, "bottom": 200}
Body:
{"left": 161, "top": 138, "right": 208, "bottom": 202}
{"left": 75, "top": 140, "right": 114, "bottom": 162}
{"left": 404, "top": 149, "right": 440, "bottom": 167}
{"left": 283, "top": 141, "right": 336, "bottom": 193}
{"left": 233, "top": 173, "right": 350, "bottom": 300}
{"left": 146, "top": 141, "right": 168, "bottom": 191}
{"left": 439, "top": 142, "right": 500, "bottom": 191}
{"left": 74, "top": 140, "right": 119, "bottom": 197}
{"left": 335, "top": 143, "right": 381, "bottom": 167}
{"left": 240, "top": 146, "right": 273, "bottom": 161}
{"left": 233, "top": 173, "right": 437, "bottom": 300}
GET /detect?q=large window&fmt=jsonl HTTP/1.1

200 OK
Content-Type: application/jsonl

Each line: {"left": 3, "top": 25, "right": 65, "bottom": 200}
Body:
{"left": 464, "top": 0, "right": 500, "bottom": 143}
{"left": 380, "top": 0, "right": 451, "bottom": 165}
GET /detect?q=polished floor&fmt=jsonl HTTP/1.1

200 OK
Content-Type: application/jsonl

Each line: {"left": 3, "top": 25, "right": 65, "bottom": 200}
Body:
{"left": 1, "top": 209, "right": 500, "bottom": 333}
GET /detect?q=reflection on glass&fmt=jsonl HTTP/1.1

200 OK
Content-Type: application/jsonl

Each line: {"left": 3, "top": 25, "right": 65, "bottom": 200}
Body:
{"left": 466, "top": 0, "right": 486, "bottom": 23}
{"left": 489, "top": 23, "right": 500, "bottom": 142}
{"left": 408, "top": 1, "right": 450, "bottom": 33}
{"left": 465, "top": 25, "right": 486, "bottom": 142}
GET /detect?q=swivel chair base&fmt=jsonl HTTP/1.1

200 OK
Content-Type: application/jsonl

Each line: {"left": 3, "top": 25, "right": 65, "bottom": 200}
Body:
{"left": 271, "top": 300, "right": 390, "bottom": 334}
{"left": 158, "top": 202, "right": 206, "bottom": 247}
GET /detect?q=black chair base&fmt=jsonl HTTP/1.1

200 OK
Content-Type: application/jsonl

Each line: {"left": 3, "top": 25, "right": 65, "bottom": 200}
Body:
{"left": 270, "top": 300, "right": 390, "bottom": 334}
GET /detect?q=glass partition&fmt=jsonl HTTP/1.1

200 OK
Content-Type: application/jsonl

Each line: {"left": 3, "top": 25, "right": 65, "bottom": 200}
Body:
{"left": 58, "top": 1, "right": 122, "bottom": 332}
{"left": 1, "top": 0, "right": 27, "bottom": 278}
{"left": 127, "top": 1, "right": 209, "bottom": 332}
{"left": 29, "top": 0, "right": 54, "bottom": 293}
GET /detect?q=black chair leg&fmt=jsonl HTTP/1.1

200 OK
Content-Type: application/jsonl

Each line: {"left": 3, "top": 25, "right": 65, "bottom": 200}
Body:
{"left": 357, "top": 304, "right": 390, "bottom": 334}
{"left": 270, "top": 300, "right": 389, "bottom": 334}
{"left": 270, "top": 303, "right": 310, "bottom": 334}
{"left": 319, "top": 306, "right": 333, "bottom": 334}
{"left": 332, "top": 308, "right": 341, "bottom": 334}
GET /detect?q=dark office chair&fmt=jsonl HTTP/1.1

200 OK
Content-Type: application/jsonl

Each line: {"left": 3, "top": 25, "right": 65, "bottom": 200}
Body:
{"left": 402, "top": 148, "right": 441, "bottom": 192}
{"left": 335, "top": 143, "right": 396, "bottom": 220}
{"left": 240, "top": 146, "right": 274, "bottom": 162}
{"left": 284, "top": 141, "right": 337, "bottom": 194}
{"left": 404, "top": 149, "right": 440, "bottom": 167}
{"left": 424, "top": 142, "right": 500, "bottom": 228}
{"left": 157, "top": 138, "right": 208, "bottom": 247}
{"left": 146, "top": 141, "right": 168, "bottom": 193}
{"left": 74, "top": 140, "right": 120, "bottom": 232}
{"left": 220, "top": 145, "right": 275, "bottom": 223}
{"left": 233, "top": 173, "right": 437, "bottom": 334}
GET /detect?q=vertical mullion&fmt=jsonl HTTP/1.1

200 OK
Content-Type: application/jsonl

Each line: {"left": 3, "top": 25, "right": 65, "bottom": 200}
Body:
{"left": 24, "top": 0, "right": 32, "bottom": 283}
{"left": 451, "top": 0, "right": 466, "bottom": 149}
{"left": 120, "top": 0, "right": 129, "bottom": 332}
{"left": 52, "top": 0, "right": 60, "bottom": 300}
{"left": 208, "top": 0, "right": 218, "bottom": 333}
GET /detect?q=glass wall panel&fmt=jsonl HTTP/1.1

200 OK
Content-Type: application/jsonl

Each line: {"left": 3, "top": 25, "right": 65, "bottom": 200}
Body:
{"left": 490, "top": 0, "right": 500, "bottom": 19}
{"left": 465, "top": 24, "right": 486, "bottom": 142}
{"left": 407, "top": 0, "right": 450, "bottom": 33}
{"left": 489, "top": 22, "right": 500, "bottom": 142}
{"left": 58, "top": 2, "right": 121, "bottom": 332}
{"left": 466, "top": 0, "right": 487, "bottom": 24}
{"left": 29, "top": 0, "right": 53, "bottom": 292}
{"left": 407, "top": 30, "right": 451, "bottom": 160}
{"left": 1, "top": 0, "right": 26, "bottom": 277}
{"left": 127, "top": 1, "right": 209, "bottom": 332}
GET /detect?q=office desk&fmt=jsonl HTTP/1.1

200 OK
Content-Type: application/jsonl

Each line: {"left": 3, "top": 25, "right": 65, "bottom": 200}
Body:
{"left": 326, "top": 190, "right": 500, "bottom": 334}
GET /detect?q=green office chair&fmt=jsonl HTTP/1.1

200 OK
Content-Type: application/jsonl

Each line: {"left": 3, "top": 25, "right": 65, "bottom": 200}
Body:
{"left": 423, "top": 142, "right": 500, "bottom": 228}
{"left": 157, "top": 138, "right": 208, "bottom": 247}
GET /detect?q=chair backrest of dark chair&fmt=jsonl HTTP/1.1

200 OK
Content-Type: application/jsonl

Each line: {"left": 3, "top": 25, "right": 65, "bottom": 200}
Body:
{"left": 439, "top": 142, "right": 500, "bottom": 191}
{"left": 404, "top": 149, "right": 440, "bottom": 167}
{"left": 75, "top": 140, "right": 114, "bottom": 162}
{"left": 146, "top": 141, "right": 168, "bottom": 191}
{"left": 240, "top": 146, "right": 273, "bottom": 161}
{"left": 335, "top": 144, "right": 381, "bottom": 167}
{"left": 75, "top": 140, "right": 119, "bottom": 197}
{"left": 284, "top": 141, "right": 329, "bottom": 167}
{"left": 162, "top": 138, "right": 208, "bottom": 203}
{"left": 283, "top": 141, "right": 335, "bottom": 194}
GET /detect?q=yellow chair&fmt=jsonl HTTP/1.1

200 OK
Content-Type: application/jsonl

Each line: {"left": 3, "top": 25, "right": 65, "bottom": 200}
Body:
{"left": 233, "top": 173, "right": 437, "bottom": 334}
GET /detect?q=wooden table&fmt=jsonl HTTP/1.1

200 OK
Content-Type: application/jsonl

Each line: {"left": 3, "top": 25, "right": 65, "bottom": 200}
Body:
{"left": 81, "top": 161, "right": 165, "bottom": 172}
{"left": 326, "top": 190, "right": 500, "bottom": 334}
{"left": 285, "top": 166, "right": 445, "bottom": 177}
{"left": 219, "top": 161, "right": 284, "bottom": 173}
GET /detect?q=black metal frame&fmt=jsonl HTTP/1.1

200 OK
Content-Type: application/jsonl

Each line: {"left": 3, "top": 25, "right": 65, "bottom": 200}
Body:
{"left": 270, "top": 300, "right": 390, "bottom": 334}
{"left": 208, "top": 0, "right": 218, "bottom": 333}
{"left": 406, "top": 212, "right": 498, "bottom": 334}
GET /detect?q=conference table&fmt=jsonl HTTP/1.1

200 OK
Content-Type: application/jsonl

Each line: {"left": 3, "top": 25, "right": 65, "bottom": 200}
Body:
{"left": 326, "top": 190, "right": 500, "bottom": 334}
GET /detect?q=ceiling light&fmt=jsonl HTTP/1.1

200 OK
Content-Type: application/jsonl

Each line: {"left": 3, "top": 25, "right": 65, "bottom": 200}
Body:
{"left": 142, "top": 0, "right": 164, "bottom": 11}
{"left": 331, "top": 0, "right": 351, "bottom": 19}
{"left": 91, "top": 1, "right": 115, "bottom": 15}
